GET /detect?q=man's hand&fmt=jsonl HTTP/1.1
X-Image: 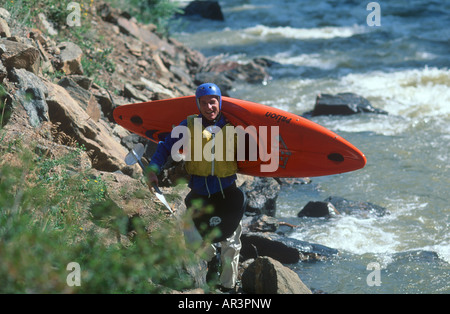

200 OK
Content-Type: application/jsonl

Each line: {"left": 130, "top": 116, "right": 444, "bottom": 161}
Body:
{"left": 146, "top": 170, "right": 159, "bottom": 191}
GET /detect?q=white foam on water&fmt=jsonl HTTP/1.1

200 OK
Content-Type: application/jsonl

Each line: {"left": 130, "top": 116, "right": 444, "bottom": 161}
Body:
{"left": 313, "top": 114, "right": 411, "bottom": 136}
{"left": 290, "top": 197, "right": 450, "bottom": 264}
{"left": 426, "top": 243, "right": 450, "bottom": 264}
{"left": 225, "top": 4, "right": 273, "bottom": 13}
{"left": 338, "top": 67, "right": 450, "bottom": 118}
{"left": 300, "top": 67, "right": 450, "bottom": 135}
{"left": 291, "top": 215, "right": 401, "bottom": 256}
{"left": 274, "top": 52, "right": 339, "bottom": 70}
{"left": 178, "top": 24, "right": 369, "bottom": 50}
{"left": 243, "top": 24, "right": 368, "bottom": 40}
{"left": 254, "top": 67, "right": 450, "bottom": 138}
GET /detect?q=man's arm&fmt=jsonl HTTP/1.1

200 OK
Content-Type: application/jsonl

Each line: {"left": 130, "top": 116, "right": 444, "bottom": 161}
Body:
{"left": 146, "top": 119, "right": 188, "bottom": 187}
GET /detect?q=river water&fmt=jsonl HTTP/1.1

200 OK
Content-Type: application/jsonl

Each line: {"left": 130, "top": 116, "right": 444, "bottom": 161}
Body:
{"left": 172, "top": 0, "right": 449, "bottom": 293}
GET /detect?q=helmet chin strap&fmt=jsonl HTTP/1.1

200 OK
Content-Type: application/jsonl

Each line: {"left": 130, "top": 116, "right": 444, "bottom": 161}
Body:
{"left": 203, "top": 111, "right": 222, "bottom": 126}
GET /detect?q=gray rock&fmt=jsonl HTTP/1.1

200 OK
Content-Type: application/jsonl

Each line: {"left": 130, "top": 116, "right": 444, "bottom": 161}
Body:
{"left": 308, "top": 92, "right": 388, "bottom": 116}
{"left": 0, "top": 59, "right": 6, "bottom": 82}
{"left": 325, "top": 196, "right": 389, "bottom": 217}
{"left": 241, "top": 232, "right": 339, "bottom": 264}
{"left": 246, "top": 214, "right": 279, "bottom": 233}
{"left": 242, "top": 256, "right": 312, "bottom": 294}
{"left": 58, "top": 76, "right": 101, "bottom": 122}
{"left": 0, "top": 39, "right": 40, "bottom": 74}
{"left": 57, "top": 41, "right": 83, "bottom": 75}
{"left": 0, "top": 8, "right": 11, "bottom": 22}
{"left": 0, "top": 17, "right": 11, "bottom": 38}
{"left": 240, "top": 177, "right": 280, "bottom": 216}
{"left": 298, "top": 201, "right": 339, "bottom": 218}
{"left": 10, "top": 68, "right": 49, "bottom": 127}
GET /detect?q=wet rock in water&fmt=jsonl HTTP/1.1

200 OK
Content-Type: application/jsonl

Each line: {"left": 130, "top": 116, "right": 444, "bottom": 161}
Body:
{"left": 199, "top": 57, "right": 270, "bottom": 87}
{"left": 240, "top": 177, "right": 280, "bottom": 216}
{"left": 193, "top": 72, "right": 233, "bottom": 96}
{"left": 242, "top": 256, "right": 312, "bottom": 294}
{"left": 298, "top": 201, "right": 339, "bottom": 218}
{"left": 182, "top": 1, "right": 224, "bottom": 21}
{"left": 325, "top": 196, "right": 388, "bottom": 217}
{"left": 241, "top": 232, "right": 339, "bottom": 264}
{"left": 244, "top": 214, "right": 280, "bottom": 233}
{"left": 306, "top": 92, "right": 388, "bottom": 116}
{"left": 391, "top": 250, "right": 444, "bottom": 264}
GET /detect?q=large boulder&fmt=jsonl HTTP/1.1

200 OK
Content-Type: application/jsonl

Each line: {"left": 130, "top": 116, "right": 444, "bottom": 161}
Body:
{"left": 44, "top": 81, "right": 136, "bottom": 174}
{"left": 297, "top": 201, "right": 339, "bottom": 218}
{"left": 182, "top": 1, "right": 224, "bottom": 21}
{"left": 195, "top": 57, "right": 270, "bottom": 96}
{"left": 308, "top": 92, "right": 388, "bottom": 116}
{"left": 116, "top": 16, "right": 166, "bottom": 50}
{"left": 242, "top": 256, "right": 312, "bottom": 294}
{"left": 58, "top": 76, "right": 102, "bottom": 122}
{"left": 325, "top": 196, "right": 388, "bottom": 217}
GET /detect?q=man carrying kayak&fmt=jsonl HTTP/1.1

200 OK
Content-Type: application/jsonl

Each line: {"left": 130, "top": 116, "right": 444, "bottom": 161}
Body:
{"left": 146, "top": 83, "right": 246, "bottom": 292}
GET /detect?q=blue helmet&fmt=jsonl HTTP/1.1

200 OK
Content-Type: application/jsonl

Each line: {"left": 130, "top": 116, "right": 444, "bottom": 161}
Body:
{"left": 195, "top": 83, "right": 222, "bottom": 110}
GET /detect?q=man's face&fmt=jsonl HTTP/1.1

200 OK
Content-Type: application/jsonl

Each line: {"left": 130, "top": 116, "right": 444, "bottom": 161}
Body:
{"left": 198, "top": 95, "right": 220, "bottom": 121}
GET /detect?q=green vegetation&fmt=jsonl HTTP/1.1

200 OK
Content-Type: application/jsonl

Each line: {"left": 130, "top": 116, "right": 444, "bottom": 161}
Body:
{"left": 0, "top": 135, "right": 197, "bottom": 293}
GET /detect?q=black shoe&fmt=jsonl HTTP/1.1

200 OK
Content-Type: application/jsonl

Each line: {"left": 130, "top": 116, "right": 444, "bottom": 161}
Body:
{"left": 216, "top": 284, "right": 237, "bottom": 294}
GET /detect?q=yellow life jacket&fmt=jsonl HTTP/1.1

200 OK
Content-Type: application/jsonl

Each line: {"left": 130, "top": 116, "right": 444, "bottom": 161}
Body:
{"left": 185, "top": 115, "right": 238, "bottom": 177}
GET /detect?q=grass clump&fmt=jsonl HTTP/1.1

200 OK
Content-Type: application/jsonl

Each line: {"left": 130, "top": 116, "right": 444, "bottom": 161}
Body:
{"left": 0, "top": 134, "right": 196, "bottom": 293}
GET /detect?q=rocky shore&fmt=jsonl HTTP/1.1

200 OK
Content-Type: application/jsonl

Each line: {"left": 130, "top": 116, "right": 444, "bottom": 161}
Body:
{"left": 0, "top": 2, "right": 291, "bottom": 293}
{"left": 1, "top": 2, "right": 436, "bottom": 294}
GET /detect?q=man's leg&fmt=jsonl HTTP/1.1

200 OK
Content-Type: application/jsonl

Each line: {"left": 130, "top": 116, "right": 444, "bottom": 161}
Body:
{"left": 219, "top": 222, "right": 242, "bottom": 289}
